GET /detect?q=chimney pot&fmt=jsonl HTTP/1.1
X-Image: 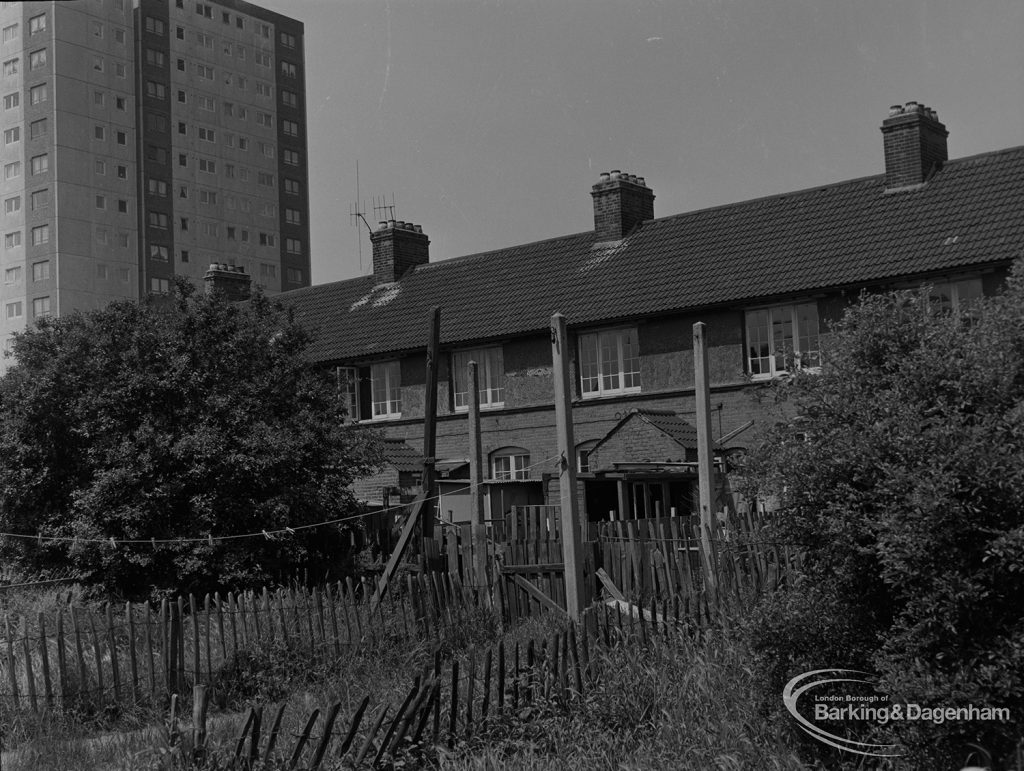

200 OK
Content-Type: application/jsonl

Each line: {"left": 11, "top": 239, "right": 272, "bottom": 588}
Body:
{"left": 599, "top": 172, "right": 610, "bottom": 182}
{"left": 591, "top": 169, "right": 654, "bottom": 241}
{"left": 204, "top": 262, "right": 251, "bottom": 301}
{"left": 881, "top": 101, "right": 948, "bottom": 190}
{"left": 370, "top": 218, "right": 430, "bottom": 282}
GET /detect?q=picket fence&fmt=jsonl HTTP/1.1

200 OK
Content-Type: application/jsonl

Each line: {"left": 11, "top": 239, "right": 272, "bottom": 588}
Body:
{"left": 0, "top": 571, "right": 484, "bottom": 716}
{"left": 0, "top": 508, "right": 800, "bottom": 717}
{"left": 172, "top": 596, "right": 698, "bottom": 769}
{"left": 596, "top": 509, "right": 801, "bottom": 603}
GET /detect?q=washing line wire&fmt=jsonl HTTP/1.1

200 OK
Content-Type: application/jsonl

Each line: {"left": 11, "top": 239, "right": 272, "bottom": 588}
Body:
{"left": 0, "top": 453, "right": 563, "bottom": 546}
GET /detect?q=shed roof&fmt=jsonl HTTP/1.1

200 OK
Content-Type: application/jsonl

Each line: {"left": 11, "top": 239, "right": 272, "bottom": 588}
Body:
{"left": 283, "top": 146, "right": 1024, "bottom": 362}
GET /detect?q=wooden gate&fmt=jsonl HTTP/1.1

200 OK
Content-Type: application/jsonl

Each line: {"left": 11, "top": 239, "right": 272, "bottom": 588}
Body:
{"left": 498, "top": 506, "right": 596, "bottom": 621}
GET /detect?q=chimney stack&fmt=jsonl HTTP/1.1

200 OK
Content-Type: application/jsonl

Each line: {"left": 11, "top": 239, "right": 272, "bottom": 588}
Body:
{"left": 204, "top": 263, "right": 251, "bottom": 301}
{"left": 591, "top": 170, "right": 655, "bottom": 241}
{"left": 369, "top": 220, "right": 429, "bottom": 283}
{"left": 880, "top": 102, "right": 948, "bottom": 191}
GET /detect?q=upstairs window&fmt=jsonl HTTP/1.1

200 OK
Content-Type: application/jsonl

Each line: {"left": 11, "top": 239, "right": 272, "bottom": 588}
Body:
{"left": 746, "top": 302, "right": 820, "bottom": 379}
{"left": 927, "top": 278, "right": 983, "bottom": 315}
{"left": 452, "top": 347, "right": 504, "bottom": 411}
{"left": 370, "top": 361, "right": 401, "bottom": 419}
{"left": 579, "top": 327, "right": 640, "bottom": 397}
{"left": 491, "top": 448, "right": 530, "bottom": 481}
{"left": 337, "top": 366, "right": 367, "bottom": 421}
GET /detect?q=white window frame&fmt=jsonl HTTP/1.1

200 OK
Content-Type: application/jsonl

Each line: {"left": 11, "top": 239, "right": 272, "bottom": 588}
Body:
{"left": 745, "top": 302, "right": 821, "bottom": 379}
{"left": 491, "top": 449, "right": 530, "bottom": 481}
{"left": 452, "top": 347, "right": 505, "bottom": 411}
{"left": 925, "top": 277, "right": 983, "bottom": 315}
{"left": 579, "top": 327, "right": 641, "bottom": 398}
{"left": 337, "top": 366, "right": 361, "bottom": 421}
{"left": 370, "top": 361, "right": 401, "bottom": 419}
{"left": 576, "top": 440, "right": 599, "bottom": 473}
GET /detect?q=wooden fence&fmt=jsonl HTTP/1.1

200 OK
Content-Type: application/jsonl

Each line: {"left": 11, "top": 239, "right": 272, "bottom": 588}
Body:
{"left": 596, "top": 510, "right": 801, "bottom": 606}
{"left": 171, "top": 595, "right": 701, "bottom": 768}
{"left": 0, "top": 506, "right": 799, "bottom": 717}
{"left": 0, "top": 572, "right": 484, "bottom": 716}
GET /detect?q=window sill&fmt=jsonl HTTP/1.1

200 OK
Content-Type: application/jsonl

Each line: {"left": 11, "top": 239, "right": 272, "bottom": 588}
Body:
{"left": 453, "top": 402, "right": 505, "bottom": 413}
{"left": 580, "top": 387, "right": 642, "bottom": 400}
{"left": 749, "top": 366, "right": 821, "bottom": 382}
{"left": 362, "top": 413, "right": 402, "bottom": 423}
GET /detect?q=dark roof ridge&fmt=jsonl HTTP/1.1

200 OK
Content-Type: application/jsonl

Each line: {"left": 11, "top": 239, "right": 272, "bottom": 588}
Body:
{"left": 409, "top": 228, "right": 597, "bottom": 271}
{"left": 283, "top": 142, "right": 1024, "bottom": 364}
{"left": 650, "top": 144, "right": 1024, "bottom": 227}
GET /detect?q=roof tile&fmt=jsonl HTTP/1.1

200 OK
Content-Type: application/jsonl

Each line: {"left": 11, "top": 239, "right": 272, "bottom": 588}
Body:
{"left": 284, "top": 147, "right": 1024, "bottom": 361}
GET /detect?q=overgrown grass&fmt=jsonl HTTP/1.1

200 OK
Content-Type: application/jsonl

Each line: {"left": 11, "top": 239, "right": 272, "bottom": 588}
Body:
{"left": 2, "top": 592, "right": 846, "bottom": 770}
{"left": 437, "top": 625, "right": 808, "bottom": 771}
{"left": 0, "top": 588, "right": 505, "bottom": 770}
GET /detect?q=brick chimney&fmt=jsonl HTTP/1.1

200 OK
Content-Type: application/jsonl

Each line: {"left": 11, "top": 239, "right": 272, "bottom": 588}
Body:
{"left": 591, "top": 170, "right": 655, "bottom": 241}
{"left": 880, "top": 102, "right": 949, "bottom": 191}
{"left": 204, "top": 263, "right": 251, "bottom": 301}
{"left": 369, "top": 220, "right": 429, "bottom": 283}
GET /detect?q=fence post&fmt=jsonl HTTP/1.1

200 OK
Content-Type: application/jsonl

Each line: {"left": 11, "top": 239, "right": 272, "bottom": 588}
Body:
{"left": 468, "top": 360, "right": 489, "bottom": 597}
{"left": 550, "top": 313, "right": 586, "bottom": 622}
{"left": 692, "top": 322, "right": 719, "bottom": 596}
{"left": 192, "top": 684, "right": 210, "bottom": 760}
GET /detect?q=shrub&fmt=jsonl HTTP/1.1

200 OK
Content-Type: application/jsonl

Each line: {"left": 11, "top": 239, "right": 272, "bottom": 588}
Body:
{"left": 742, "top": 264, "right": 1024, "bottom": 766}
{"left": 0, "top": 280, "right": 382, "bottom": 599}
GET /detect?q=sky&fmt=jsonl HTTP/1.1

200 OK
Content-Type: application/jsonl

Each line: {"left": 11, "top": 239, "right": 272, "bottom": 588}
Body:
{"left": 257, "top": 0, "right": 1024, "bottom": 286}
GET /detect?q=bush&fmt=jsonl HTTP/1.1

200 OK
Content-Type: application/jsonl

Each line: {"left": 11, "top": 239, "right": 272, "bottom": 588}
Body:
{"left": 742, "top": 264, "right": 1024, "bottom": 766}
{"left": 0, "top": 280, "right": 382, "bottom": 599}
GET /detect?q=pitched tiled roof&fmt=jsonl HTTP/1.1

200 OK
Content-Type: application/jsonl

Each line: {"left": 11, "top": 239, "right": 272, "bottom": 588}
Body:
{"left": 589, "top": 409, "right": 714, "bottom": 457}
{"left": 283, "top": 147, "right": 1024, "bottom": 362}
{"left": 380, "top": 439, "right": 423, "bottom": 473}
{"left": 633, "top": 410, "right": 700, "bottom": 449}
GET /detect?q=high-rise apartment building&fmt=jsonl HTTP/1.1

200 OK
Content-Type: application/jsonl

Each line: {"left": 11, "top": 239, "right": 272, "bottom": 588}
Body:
{"left": 0, "top": 0, "right": 310, "bottom": 362}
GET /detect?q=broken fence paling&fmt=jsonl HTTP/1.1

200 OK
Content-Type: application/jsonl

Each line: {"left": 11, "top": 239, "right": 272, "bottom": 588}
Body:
{"left": 179, "top": 598, "right": 683, "bottom": 768}
{"left": 0, "top": 571, "right": 483, "bottom": 715}
{"left": 596, "top": 510, "right": 803, "bottom": 605}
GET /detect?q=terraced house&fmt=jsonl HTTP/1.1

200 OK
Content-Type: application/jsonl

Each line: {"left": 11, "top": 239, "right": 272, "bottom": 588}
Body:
{"left": 283, "top": 103, "right": 1024, "bottom": 525}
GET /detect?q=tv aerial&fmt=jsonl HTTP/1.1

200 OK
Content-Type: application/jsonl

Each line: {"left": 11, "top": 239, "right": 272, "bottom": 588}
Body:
{"left": 349, "top": 161, "right": 397, "bottom": 272}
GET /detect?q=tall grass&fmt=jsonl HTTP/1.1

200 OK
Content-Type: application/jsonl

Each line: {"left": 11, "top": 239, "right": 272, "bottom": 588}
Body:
{"left": 439, "top": 625, "right": 808, "bottom": 771}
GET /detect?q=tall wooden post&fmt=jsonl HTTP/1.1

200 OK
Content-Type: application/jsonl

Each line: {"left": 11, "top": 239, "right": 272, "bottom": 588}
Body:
{"left": 693, "top": 322, "right": 718, "bottom": 594}
{"left": 421, "top": 307, "right": 441, "bottom": 545}
{"left": 551, "top": 313, "right": 586, "bottom": 621}
{"left": 468, "top": 361, "right": 489, "bottom": 592}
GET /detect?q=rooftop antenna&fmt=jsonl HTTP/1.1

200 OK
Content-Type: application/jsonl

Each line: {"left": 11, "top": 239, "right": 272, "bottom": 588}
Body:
{"left": 349, "top": 162, "right": 397, "bottom": 274}
{"left": 372, "top": 193, "right": 397, "bottom": 224}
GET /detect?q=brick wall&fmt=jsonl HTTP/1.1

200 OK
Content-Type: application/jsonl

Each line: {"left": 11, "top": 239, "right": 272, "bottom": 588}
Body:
{"left": 370, "top": 223, "right": 430, "bottom": 283}
{"left": 591, "top": 174, "right": 655, "bottom": 241}
{"left": 881, "top": 104, "right": 948, "bottom": 190}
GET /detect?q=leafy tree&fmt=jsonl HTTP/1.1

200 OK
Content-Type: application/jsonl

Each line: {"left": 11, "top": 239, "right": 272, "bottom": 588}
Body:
{"left": 0, "top": 280, "right": 382, "bottom": 599}
{"left": 743, "top": 265, "right": 1024, "bottom": 765}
